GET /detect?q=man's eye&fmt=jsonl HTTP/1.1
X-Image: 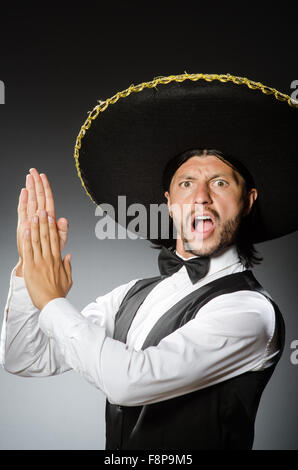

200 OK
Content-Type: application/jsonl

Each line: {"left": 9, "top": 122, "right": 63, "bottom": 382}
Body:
{"left": 180, "top": 181, "right": 192, "bottom": 188}
{"left": 213, "top": 180, "right": 228, "bottom": 187}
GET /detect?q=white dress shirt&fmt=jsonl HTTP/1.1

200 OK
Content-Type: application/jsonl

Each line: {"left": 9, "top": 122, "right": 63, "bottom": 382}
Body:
{"left": 0, "top": 245, "right": 280, "bottom": 406}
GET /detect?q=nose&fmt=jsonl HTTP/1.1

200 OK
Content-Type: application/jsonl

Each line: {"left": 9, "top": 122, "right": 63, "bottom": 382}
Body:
{"left": 193, "top": 182, "right": 212, "bottom": 205}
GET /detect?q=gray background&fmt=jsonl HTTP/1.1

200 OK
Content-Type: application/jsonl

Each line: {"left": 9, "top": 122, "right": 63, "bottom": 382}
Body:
{"left": 0, "top": 5, "right": 297, "bottom": 449}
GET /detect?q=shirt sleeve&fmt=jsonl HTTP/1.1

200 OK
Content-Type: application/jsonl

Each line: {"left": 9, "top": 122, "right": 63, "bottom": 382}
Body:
{"left": 37, "top": 289, "right": 278, "bottom": 406}
{"left": 0, "top": 266, "right": 139, "bottom": 377}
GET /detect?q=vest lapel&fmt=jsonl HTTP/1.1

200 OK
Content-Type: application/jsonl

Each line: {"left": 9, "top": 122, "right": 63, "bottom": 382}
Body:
{"left": 113, "top": 276, "right": 163, "bottom": 343}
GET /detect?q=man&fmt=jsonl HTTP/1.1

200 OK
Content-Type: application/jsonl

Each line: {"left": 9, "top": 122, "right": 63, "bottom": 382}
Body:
{"left": 1, "top": 73, "right": 297, "bottom": 450}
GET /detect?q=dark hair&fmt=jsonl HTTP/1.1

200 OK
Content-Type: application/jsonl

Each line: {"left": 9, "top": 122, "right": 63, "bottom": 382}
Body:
{"left": 151, "top": 148, "right": 262, "bottom": 268}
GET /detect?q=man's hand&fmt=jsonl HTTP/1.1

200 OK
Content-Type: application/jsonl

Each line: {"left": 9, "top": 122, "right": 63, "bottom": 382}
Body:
{"left": 16, "top": 168, "right": 69, "bottom": 277}
{"left": 22, "top": 210, "right": 73, "bottom": 311}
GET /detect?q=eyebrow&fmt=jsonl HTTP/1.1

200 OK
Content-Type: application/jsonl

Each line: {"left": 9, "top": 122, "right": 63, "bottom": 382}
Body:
{"left": 175, "top": 172, "right": 240, "bottom": 185}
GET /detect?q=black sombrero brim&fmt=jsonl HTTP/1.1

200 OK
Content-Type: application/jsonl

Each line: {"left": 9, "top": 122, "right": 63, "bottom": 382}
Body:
{"left": 74, "top": 73, "right": 298, "bottom": 245}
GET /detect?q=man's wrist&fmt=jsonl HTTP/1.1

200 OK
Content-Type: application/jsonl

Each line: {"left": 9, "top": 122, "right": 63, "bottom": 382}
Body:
{"left": 39, "top": 295, "right": 66, "bottom": 312}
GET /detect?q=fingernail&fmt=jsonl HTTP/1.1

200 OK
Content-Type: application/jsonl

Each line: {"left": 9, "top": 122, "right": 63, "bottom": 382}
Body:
{"left": 40, "top": 210, "right": 46, "bottom": 218}
{"left": 33, "top": 215, "right": 39, "bottom": 224}
{"left": 25, "top": 228, "right": 30, "bottom": 237}
{"left": 48, "top": 215, "right": 54, "bottom": 224}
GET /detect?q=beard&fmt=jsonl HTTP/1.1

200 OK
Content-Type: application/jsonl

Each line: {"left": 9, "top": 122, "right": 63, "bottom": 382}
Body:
{"left": 181, "top": 209, "right": 244, "bottom": 258}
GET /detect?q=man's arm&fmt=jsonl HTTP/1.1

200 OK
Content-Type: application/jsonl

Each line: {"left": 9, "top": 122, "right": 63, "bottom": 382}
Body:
{"left": 1, "top": 264, "right": 139, "bottom": 376}
{"left": 37, "top": 289, "right": 280, "bottom": 405}
{"left": 0, "top": 264, "right": 71, "bottom": 375}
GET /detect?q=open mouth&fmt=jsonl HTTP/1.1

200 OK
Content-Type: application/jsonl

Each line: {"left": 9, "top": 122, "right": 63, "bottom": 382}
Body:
{"left": 191, "top": 214, "right": 215, "bottom": 235}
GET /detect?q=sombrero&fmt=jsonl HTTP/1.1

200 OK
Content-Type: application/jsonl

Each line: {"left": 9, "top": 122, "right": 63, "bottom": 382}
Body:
{"left": 74, "top": 73, "right": 298, "bottom": 245}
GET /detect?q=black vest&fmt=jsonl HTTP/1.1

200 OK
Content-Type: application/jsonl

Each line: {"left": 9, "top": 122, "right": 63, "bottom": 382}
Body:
{"left": 105, "top": 270, "right": 285, "bottom": 450}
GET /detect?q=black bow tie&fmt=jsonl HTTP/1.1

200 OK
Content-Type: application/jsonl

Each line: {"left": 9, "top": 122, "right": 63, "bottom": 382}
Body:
{"left": 158, "top": 246, "right": 210, "bottom": 285}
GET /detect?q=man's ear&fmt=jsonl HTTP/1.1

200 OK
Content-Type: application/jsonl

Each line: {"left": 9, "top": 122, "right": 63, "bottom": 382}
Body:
{"left": 164, "top": 191, "right": 172, "bottom": 217}
{"left": 244, "top": 188, "right": 258, "bottom": 216}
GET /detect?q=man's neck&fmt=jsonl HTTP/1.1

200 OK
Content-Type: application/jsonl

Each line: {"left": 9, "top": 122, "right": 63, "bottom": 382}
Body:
{"left": 174, "top": 250, "right": 199, "bottom": 261}
{"left": 175, "top": 243, "right": 235, "bottom": 261}
{"left": 175, "top": 244, "right": 238, "bottom": 262}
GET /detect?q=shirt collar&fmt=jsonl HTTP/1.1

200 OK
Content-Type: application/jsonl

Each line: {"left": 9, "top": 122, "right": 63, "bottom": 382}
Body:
{"left": 175, "top": 244, "right": 242, "bottom": 277}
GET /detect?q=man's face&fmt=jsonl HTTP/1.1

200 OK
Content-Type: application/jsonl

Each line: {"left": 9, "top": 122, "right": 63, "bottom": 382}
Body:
{"left": 164, "top": 155, "right": 257, "bottom": 258}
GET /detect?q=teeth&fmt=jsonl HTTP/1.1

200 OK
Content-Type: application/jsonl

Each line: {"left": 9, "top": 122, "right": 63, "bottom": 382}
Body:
{"left": 194, "top": 215, "right": 212, "bottom": 229}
